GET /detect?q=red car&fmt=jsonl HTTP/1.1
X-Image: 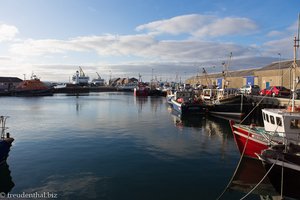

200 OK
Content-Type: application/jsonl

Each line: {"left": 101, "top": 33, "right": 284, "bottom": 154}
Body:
{"left": 260, "top": 86, "right": 291, "bottom": 97}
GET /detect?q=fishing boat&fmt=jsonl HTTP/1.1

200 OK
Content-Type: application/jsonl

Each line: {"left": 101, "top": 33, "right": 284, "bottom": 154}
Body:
{"left": 134, "top": 82, "right": 149, "bottom": 97}
{"left": 202, "top": 53, "right": 248, "bottom": 121}
{"left": 257, "top": 143, "right": 300, "bottom": 199}
{"left": 203, "top": 88, "right": 245, "bottom": 121}
{"left": 166, "top": 92, "right": 175, "bottom": 106}
{"left": 0, "top": 116, "right": 14, "bottom": 165}
{"left": 12, "top": 74, "right": 53, "bottom": 97}
{"left": 230, "top": 28, "right": 300, "bottom": 159}
{"left": 170, "top": 90, "right": 207, "bottom": 116}
{"left": 134, "top": 74, "right": 149, "bottom": 97}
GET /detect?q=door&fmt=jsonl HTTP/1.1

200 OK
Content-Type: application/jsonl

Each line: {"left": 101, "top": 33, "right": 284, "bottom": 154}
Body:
{"left": 217, "top": 78, "right": 223, "bottom": 89}
{"left": 266, "top": 82, "right": 270, "bottom": 88}
{"left": 246, "top": 76, "right": 254, "bottom": 85}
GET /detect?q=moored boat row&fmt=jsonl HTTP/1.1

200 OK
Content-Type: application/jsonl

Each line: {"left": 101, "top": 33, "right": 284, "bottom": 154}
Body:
{"left": 224, "top": 29, "right": 300, "bottom": 200}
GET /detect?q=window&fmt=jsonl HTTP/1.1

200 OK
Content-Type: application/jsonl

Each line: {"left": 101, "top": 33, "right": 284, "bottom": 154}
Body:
{"left": 276, "top": 117, "right": 282, "bottom": 126}
{"left": 290, "top": 119, "right": 300, "bottom": 129}
{"left": 266, "top": 114, "right": 269, "bottom": 122}
{"left": 270, "top": 116, "right": 275, "bottom": 124}
{"left": 263, "top": 113, "right": 266, "bottom": 121}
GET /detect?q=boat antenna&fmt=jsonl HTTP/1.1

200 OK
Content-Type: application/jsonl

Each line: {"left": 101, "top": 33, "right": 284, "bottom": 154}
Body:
{"left": 297, "top": 13, "right": 300, "bottom": 48}
{"left": 291, "top": 13, "right": 300, "bottom": 111}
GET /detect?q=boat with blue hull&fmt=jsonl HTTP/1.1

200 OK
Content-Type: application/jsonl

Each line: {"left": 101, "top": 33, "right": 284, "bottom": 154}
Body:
{"left": 170, "top": 91, "right": 207, "bottom": 116}
{"left": 0, "top": 116, "right": 14, "bottom": 165}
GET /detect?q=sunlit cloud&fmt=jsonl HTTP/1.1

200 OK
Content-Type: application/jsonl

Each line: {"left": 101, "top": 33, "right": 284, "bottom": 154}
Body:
{"left": 262, "top": 37, "right": 293, "bottom": 57}
{"left": 266, "top": 30, "right": 284, "bottom": 37}
{"left": 136, "top": 14, "right": 214, "bottom": 35}
{"left": 136, "top": 14, "right": 258, "bottom": 38}
{"left": 8, "top": 35, "right": 258, "bottom": 63}
{"left": 0, "top": 23, "right": 19, "bottom": 42}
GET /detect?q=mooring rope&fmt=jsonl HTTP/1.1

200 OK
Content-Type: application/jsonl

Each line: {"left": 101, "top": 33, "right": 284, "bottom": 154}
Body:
{"left": 239, "top": 157, "right": 278, "bottom": 200}
{"left": 217, "top": 64, "right": 298, "bottom": 199}
{"left": 216, "top": 126, "right": 251, "bottom": 200}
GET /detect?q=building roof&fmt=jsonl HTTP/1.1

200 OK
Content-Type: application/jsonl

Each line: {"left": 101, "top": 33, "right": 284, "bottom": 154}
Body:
{"left": 190, "top": 68, "right": 258, "bottom": 80}
{"left": 188, "top": 60, "right": 300, "bottom": 81}
{"left": 257, "top": 60, "right": 300, "bottom": 71}
{"left": 0, "top": 77, "right": 22, "bottom": 82}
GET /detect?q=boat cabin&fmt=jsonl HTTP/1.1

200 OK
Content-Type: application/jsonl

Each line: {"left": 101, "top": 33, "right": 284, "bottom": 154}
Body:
{"left": 202, "top": 89, "right": 218, "bottom": 100}
{"left": 262, "top": 108, "right": 300, "bottom": 141}
{"left": 174, "top": 91, "right": 194, "bottom": 102}
{"left": 202, "top": 88, "right": 237, "bottom": 101}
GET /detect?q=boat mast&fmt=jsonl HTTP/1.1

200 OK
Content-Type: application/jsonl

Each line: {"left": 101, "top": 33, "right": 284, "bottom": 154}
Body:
{"left": 222, "top": 52, "right": 232, "bottom": 89}
{"left": 292, "top": 14, "right": 300, "bottom": 111}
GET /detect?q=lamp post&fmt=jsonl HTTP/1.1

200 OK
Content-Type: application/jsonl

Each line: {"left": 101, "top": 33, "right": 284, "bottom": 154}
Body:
{"left": 278, "top": 53, "right": 282, "bottom": 86}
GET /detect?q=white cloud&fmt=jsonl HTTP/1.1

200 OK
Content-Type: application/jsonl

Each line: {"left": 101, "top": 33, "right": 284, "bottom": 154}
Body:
{"left": 193, "top": 17, "right": 257, "bottom": 38}
{"left": 0, "top": 23, "right": 19, "bottom": 42}
{"left": 9, "top": 34, "right": 258, "bottom": 62}
{"left": 266, "top": 30, "right": 284, "bottom": 37}
{"left": 262, "top": 37, "right": 293, "bottom": 57}
{"left": 136, "top": 14, "right": 258, "bottom": 38}
{"left": 136, "top": 14, "right": 214, "bottom": 35}
{"left": 9, "top": 34, "right": 157, "bottom": 57}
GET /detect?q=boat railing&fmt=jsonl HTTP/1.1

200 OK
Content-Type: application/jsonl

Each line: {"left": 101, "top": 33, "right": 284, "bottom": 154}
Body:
{"left": 0, "top": 116, "right": 9, "bottom": 140}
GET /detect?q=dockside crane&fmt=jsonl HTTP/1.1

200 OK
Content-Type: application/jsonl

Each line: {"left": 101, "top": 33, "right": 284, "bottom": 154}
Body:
{"left": 79, "top": 66, "right": 86, "bottom": 77}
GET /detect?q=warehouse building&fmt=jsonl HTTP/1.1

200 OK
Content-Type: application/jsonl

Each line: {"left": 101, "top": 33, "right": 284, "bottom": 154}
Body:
{"left": 186, "top": 60, "right": 300, "bottom": 90}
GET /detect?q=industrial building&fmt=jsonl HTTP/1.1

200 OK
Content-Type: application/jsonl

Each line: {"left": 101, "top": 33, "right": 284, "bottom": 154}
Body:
{"left": 186, "top": 60, "right": 300, "bottom": 90}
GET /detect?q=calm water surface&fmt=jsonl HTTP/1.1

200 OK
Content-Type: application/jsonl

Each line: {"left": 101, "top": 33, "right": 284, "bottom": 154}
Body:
{"left": 0, "top": 92, "right": 278, "bottom": 199}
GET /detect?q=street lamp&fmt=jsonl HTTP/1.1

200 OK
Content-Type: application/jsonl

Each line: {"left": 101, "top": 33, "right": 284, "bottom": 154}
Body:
{"left": 278, "top": 53, "right": 282, "bottom": 86}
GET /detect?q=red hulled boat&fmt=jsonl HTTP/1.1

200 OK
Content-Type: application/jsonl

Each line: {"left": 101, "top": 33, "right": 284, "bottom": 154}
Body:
{"left": 230, "top": 35, "right": 300, "bottom": 159}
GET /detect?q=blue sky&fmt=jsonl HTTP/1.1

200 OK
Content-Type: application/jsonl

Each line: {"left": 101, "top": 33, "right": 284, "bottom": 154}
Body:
{"left": 0, "top": 0, "right": 299, "bottom": 82}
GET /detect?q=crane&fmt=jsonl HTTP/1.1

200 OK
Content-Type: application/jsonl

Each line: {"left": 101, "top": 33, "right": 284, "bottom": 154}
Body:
{"left": 202, "top": 67, "right": 212, "bottom": 87}
{"left": 79, "top": 66, "right": 86, "bottom": 77}
{"left": 96, "top": 72, "right": 101, "bottom": 79}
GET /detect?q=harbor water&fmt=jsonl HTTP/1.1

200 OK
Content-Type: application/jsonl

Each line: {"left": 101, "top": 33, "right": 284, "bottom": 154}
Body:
{"left": 0, "top": 92, "right": 280, "bottom": 199}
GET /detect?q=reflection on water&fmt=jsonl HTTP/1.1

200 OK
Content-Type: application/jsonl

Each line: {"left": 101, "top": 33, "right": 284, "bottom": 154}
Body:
{"left": 26, "top": 172, "right": 105, "bottom": 199}
{"left": 0, "top": 93, "right": 283, "bottom": 199}
{"left": 228, "top": 158, "right": 280, "bottom": 199}
{"left": 0, "top": 163, "right": 14, "bottom": 194}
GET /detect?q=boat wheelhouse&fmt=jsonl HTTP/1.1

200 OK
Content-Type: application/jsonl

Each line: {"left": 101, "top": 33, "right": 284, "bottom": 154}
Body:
{"left": 170, "top": 91, "right": 206, "bottom": 116}
{"left": 262, "top": 108, "right": 300, "bottom": 140}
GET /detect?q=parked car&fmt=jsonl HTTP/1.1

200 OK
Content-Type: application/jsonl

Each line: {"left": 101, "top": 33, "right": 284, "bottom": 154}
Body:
{"left": 259, "top": 86, "right": 291, "bottom": 97}
{"left": 295, "top": 89, "right": 300, "bottom": 99}
{"left": 239, "top": 85, "right": 260, "bottom": 95}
